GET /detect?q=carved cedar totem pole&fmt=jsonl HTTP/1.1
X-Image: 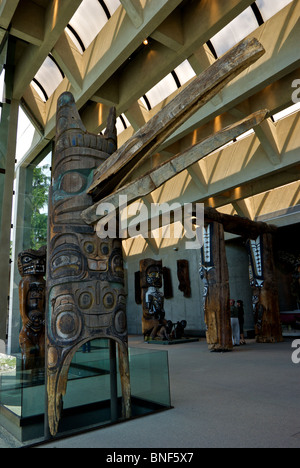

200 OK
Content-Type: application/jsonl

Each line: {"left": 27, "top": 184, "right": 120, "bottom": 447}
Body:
{"left": 18, "top": 246, "right": 46, "bottom": 371}
{"left": 247, "top": 234, "right": 283, "bottom": 343}
{"left": 200, "top": 222, "right": 232, "bottom": 352}
{"left": 46, "top": 92, "right": 131, "bottom": 437}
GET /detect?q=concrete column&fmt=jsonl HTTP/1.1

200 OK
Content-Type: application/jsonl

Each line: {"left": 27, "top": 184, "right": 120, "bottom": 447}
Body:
{"left": 0, "top": 37, "right": 19, "bottom": 344}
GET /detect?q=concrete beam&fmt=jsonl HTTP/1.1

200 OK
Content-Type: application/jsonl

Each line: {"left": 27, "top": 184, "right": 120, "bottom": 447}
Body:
{"left": 12, "top": 0, "right": 82, "bottom": 100}
{"left": 150, "top": 8, "right": 184, "bottom": 52}
{"left": 10, "top": 0, "right": 45, "bottom": 46}
{"left": 162, "top": 0, "right": 300, "bottom": 149}
{"left": 52, "top": 30, "right": 83, "bottom": 91}
{"left": 120, "top": 0, "right": 143, "bottom": 29}
{"left": 254, "top": 118, "right": 281, "bottom": 165}
{"left": 0, "top": 0, "right": 19, "bottom": 29}
{"left": 40, "top": 0, "right": 252, "bottom": 136}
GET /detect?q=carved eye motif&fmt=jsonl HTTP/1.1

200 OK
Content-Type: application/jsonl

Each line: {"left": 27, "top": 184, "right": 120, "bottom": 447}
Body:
{"left": 51, "top": 250, "right": 82, "bottom": 278}
{"left": 60, "top": 172, "right": 86, "bottom": 194}
{"left": 56, "top": 311, "right": 80, "bottom": 342}
{"left": 84, "top": 242, "right": 96, "bottom": 255}
{"left": 101, "top": 243, "right": 109, "bottom": 255}
{"left": 103, "top": 293, "right": 115, "bottom": 309}
{"left": 114, "top": 310, "right": 127, "bottom": 334}
{"left": 22, "top": 256, "right": 33, "bottom": 264}
{"left": 53, "top": 254, "right": 79, "bottom": 268}
{"left": 79, "top": 292, "right": 93, "bottom": 310}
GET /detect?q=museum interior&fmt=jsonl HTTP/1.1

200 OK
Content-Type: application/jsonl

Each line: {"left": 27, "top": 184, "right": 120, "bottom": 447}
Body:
{"left": 0, "top": 0, "right": 299, "bottom": 449}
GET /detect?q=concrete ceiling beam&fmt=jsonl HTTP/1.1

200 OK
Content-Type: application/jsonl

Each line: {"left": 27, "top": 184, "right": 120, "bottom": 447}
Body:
{"left": 12, "top": 0, "right": 82, "bottom": 100}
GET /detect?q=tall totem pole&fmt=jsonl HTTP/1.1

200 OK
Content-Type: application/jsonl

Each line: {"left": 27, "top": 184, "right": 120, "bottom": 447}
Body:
{"left": 46, "top": 92, "right": 131, "bottom": 436}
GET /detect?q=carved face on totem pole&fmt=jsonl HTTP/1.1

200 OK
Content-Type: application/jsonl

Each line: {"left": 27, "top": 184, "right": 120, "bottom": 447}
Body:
{"left": 18, "top": 246, "right": 46, "bottom": 370}
{"left": 47, "top": 92, "right": 130, "bottom": 436}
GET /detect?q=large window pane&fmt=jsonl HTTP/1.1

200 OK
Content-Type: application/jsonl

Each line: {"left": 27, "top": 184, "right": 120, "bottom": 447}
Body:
{"left": 210, "top": 7, "right": 259, "bottom": 57}
{"left": 68, "top": 0, "right": 121, "bottom": 52}
{"left": 256, "top": 0, "right": 293, "bottom": 22}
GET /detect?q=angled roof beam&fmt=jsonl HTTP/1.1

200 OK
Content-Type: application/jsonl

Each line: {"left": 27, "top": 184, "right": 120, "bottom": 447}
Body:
{"left": 82, "top": 110, "right": 268, "bottom": 224}
{"left": 119, "top": 0, "right": 143, "bottom": 29}
{"left": 0, "top": 0, "right": 19, "bottom": 29}
{"left": 150, "top": 8, "right": 184, "bottom": 52}
{"left": 88, "top": 37, "right": 266, "bottom": 200}
{"left": 10, "top": 0, "right": 45, "bottom": 46}
{"left": 161, "top": 0, "right": 300, "bottom": 149}
{"left": 254, "top": 118, "right": 281, "bottom": 165}
{"left": 52, "top": 30, "right": 83, "bottom": 91}
{"left": 12, "top": 0, "right": 82, "bottom": 100}
{"left": 42, "top": 0, "right": 183, "bottom": 136}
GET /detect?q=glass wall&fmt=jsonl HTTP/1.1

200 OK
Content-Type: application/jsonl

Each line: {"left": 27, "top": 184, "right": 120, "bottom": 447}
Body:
{"left": 0, "top": 341, "right": 171, "bottom": 445}
{"left": 8, "top": 146, "right": 52, "bottom": 355}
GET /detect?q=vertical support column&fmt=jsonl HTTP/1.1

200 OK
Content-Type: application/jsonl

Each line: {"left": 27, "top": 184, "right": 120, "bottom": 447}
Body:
{"left": 109, "top": 339, "right": 118, "bottom": 422}
{"left": 247, "top": 233, "right": 283, "bottom": 343}
{"left": 0, "top": 37, "right": 18, "bottom": 343}
{"left": 200, "top": 222, "right": 232, "bottom": 351}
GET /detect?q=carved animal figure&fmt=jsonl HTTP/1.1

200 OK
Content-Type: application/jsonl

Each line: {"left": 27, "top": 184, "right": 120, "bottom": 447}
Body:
{"left": 18, "top": 246, "right": 46, "bottom": 371}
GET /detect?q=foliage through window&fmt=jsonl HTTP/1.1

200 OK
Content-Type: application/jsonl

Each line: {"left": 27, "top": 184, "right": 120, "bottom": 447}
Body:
{"left": 30, "top": 164, "right": 50, "bottom": 250}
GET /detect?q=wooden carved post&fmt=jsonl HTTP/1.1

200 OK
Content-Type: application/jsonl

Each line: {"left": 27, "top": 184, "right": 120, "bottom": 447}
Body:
{"left": 140, "top": 259, "right": 171, "bottom": 341}
{"left": 18, "top": 246, "right": 46, "bottom": 372}
{"left": 46, "top": 92, "right": 131, "bottom": 437}
{"left": 200, "top": 222, "right": 232, "bottom": 351}
{"left": 247, "top": 233, "right": 283, "bottom": 343}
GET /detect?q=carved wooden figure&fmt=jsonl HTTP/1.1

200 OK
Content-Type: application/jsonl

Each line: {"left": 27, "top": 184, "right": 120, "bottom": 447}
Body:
{"left": 247, "top": 233, "right": 283, "bottom": 343}
{"left": 46, "top": 92, "right": 131, "bottom": 437}
{"left": 18, "top": 246, "right": 46, "bottom": 371}
{"left": 140, "top": 259, "right": 171, "bottom": 341}
{"left": 200, "top": 222, "right": 233, "bottom": 351}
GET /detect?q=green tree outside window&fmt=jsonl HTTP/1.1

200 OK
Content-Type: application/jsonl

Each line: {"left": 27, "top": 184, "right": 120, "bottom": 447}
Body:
{"left": 30, "top": 164, "right": 50, "bottom": 250}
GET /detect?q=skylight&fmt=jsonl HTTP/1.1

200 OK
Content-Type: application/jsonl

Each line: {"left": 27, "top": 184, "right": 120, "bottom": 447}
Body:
{"left": 67, "top": 0, "right": 121, "bottom": 53}
{"left": 174, "top": 60, "right": 196, "bottom": 86}
{"left": 210, "top": 7, "right": 259, "bottom": 57}
{"left": 116, "top": 114, "right": 131, "bottom": 135}
{"left": 141, "top": 60, "right": 196, "bottom": 110}
{"left": 255, "top": 0, "right": 293, "bottom": 22}
{"left": 103, "top": 113, "right": 131, "bottom": 136}
{"left": 144, "top": 74, "right": 178, "bottom": 110}
{"left": 32, "top": 55, "right": 64, "bottom": 102}
{"left": 273, "top": 102, "right": 300, "bottom": 122}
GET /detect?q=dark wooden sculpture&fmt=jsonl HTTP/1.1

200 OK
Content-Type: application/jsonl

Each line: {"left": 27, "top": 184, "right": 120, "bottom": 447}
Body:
{"left": 200, "top": 222, "right": 233, "bottom": 351}
{"left": 46, "top": 92, "right": 131, "bottom": 437}
{"left": 177, "top": 260, "right": 191, "bottom": 298}
{"left": 247, "top": 233, "right": 283, "bottom": 343}
{"left": 18, "top": 246, "right": 46, "bottom": 371}
{"left": 140, "top": 259, "right": 171, "bottom": 341}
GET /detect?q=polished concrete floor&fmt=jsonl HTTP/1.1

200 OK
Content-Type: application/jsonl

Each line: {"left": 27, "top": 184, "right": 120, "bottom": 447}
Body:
{"left": 38, "top": 336, "right": 300, "bottom": 449}
{"left": 1, "top": 336, "right": 300, "bottom": 448}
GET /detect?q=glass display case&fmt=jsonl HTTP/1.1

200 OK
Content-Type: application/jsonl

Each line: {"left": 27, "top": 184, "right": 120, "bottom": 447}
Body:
{"left": 0, "top": 340, "right": 171, "bottom": 446}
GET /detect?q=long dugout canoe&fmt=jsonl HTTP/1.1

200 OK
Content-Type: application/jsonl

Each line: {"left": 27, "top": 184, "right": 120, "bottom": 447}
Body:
{"left": 82, "top": 109, "right": 269, "bottom": 225}
{"left": 87, "top": 37, "right": 265, "bottom": 201}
